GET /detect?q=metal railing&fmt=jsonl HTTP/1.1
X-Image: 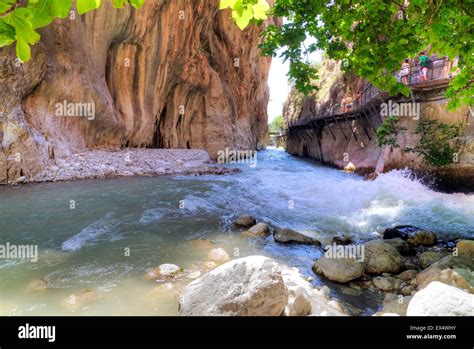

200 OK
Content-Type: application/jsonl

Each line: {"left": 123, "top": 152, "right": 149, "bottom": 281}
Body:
{"left": 288, "top": 56, "right": 453, "bottom": 128}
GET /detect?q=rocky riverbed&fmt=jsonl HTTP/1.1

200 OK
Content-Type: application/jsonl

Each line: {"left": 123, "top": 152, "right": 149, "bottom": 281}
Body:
{"left": 173, "top": 217, "right": 474, "bottom": 316}
{"left": 9, "top": 149, "right": 238, "bottom": 184}
{"left": 14, "top": 214, "right": 474, "bottom": 316}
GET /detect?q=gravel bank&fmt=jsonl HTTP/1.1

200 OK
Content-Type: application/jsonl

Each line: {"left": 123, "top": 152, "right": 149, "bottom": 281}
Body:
{"left": 17, "top": 149, "right": 238, "bottom": 184}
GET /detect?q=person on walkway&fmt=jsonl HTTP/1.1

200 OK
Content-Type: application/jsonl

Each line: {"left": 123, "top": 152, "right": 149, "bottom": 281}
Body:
{"left": 400, "top": 59, "right": 411, "bottom": 84}
{"left": 419, "top": 51, "right": 430, "bottom": 82}
{"left": 341, "top": 90, "right": 353, "bottom": 113}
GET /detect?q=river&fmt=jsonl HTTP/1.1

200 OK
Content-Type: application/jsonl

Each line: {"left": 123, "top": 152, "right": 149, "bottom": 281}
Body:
{"left": 1, "top": 148, "right": 473, "bottom": 315}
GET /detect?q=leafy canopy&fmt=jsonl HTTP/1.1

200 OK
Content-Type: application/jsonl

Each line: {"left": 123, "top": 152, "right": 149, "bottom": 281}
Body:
{"left": 268, "top": 114, "right": 284, "bottom": 133}
{"left": 223, "top": 0, "right": 473, "bottom": 109}
{"left": 0, "top": 0, "right": 144, "bottom": 62}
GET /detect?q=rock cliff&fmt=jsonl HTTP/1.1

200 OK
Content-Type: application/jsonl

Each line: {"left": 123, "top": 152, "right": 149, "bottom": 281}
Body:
{"left": 0, "top": 0, "right": 274, "bottom": 183}
{"left": 284, "top": 59, "right": 474, "bottom": 192}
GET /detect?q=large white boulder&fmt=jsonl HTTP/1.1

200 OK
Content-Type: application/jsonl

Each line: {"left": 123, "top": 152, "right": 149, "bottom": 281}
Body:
{"left": 178, "top": 256, "right": 288, "bottom": 316}
{"left": 407, "top": 282, "right": 474, "bottom": 316}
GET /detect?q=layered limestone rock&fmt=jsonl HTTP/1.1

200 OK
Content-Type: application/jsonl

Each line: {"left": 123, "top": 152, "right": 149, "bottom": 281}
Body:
{"left": 0, "top": 1, "right": 274, "bottom": 183}
{"left": 284, "top": 59, "right": 474, "bottom": 191}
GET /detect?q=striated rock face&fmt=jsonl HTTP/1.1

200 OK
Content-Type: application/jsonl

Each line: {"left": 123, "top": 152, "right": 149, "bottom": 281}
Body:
{"left": 0, "top": 1, "right": 275, "bottom": 183}
{"left": 284, "top": 59, "right": 474, "bottom": 192}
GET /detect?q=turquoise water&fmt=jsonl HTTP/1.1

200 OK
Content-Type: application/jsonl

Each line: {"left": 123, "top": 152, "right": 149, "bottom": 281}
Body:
{"left": 1, "top": 148, "right": 473, "bottom": 315}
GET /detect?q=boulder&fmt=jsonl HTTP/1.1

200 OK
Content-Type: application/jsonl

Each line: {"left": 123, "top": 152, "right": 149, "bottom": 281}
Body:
{"left": 207, "top": 248, "right": 231, "bottom": 264}
{"left": 178, "top": 256, "right": 288, "bottom": 316}
{"left": 332, "top": 234, "right": 353, "bottom": 245}
{"left": 407, "top": 282, "right": 474, "bottom": 316}
{"left": 373, "top": 276, "right": 402, "bottom": 292}
{"left": 274, "top": 228, "right": 320, "bottom": 245}
{"left": 383, "top": 293, "right": 399, "bottom": 305}
{"left": 383, "top": 238, "right": 411, "bottom": 255}
{"left": 312, "top": 256, "right": 365, "bottom": 283}
{"left": 234, "top": 214, "right": 256, "bottom": 228}
{"left": 401, "top": 285, "right": 416, "bottom": 296}
{"left": 457, "top": 240, "right": 474, "bottom": 260}
{"left": 144, "top": 263, "right": 182, "bottom": 281}
{"left": 396, "top": 270, "right": 418, "bottom": 281}
{"left": 419, "top": 251, "right": 449, "bottom": 269}
{"left": 363, "top": 240, "right": 403, "bottom": 274}
{"left": 282, "top": 267, "right": 347, "bottom": 316}
{"left": 402, "top": 256, "right": 421, "bottom": 271}
{"left": 416, "top": 267, "right": 473, "bottom": 293}
{"left": 242, "top": 223, "right": 270, "bottom": 237}
{"left": 382, "top": 225, "right": 420, "bottom": 240}
{"left": 407, "top": 231, "right": 437, "bottom": 246}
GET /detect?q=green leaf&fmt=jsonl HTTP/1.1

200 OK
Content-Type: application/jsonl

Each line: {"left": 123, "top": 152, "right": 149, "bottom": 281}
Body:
{"left": 76, "top": 0, "right": 102, "bottom": 15}
{"left": 252, "top": 0, "right": 270, "bottom": 20}
{"left": 0, "top": 21, "right": 15, "bottom": 47}
{"left": 129, "top": 0, "right": 144, "bottom": 9}
{"left": 0, "top": 0, "right": 16, "bottom": 15}
{"left": 235, "top": 6, "right": 253, "bottom": 30}
{"left": 31, "top": 0, "right": 72, "bottom": 28}
{"left": 16, "top": 36, "right": 31, "bottom": 61}
{"left": 6, "top": 8, "right": 41, "bottom": 42}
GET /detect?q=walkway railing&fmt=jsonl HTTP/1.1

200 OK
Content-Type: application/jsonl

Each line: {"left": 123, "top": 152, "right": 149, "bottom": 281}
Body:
{"left": 288, "top": 56, "right": 453, "bottom": 129}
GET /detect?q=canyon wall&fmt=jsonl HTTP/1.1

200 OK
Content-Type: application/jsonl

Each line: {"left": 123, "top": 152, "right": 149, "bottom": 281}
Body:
{"left": 0, "top": 0, "right": 274, "bottom": 183}
{"left": 285, "top": 60, "right": 474, "bottom": 192}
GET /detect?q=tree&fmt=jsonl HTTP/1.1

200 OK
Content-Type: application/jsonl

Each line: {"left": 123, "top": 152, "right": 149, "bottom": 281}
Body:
{"left": 0, "top": 0, "right": 144, "bottom": 62}
{"left": 221, "top": 0, "right": 473, "bottom": 109}
{"left": 268, "top": 114, "right": 283, "bottom": 133}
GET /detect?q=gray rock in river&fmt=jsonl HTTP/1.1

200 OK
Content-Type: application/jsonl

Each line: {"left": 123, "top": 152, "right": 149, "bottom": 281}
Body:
{"left": 419, "top": 250, "right": 450, "bottom": 269}
{"left": 178, "top": 256, "right": 288, "bottom": 316}
{"left": 373, "top": 276, "right": 402, "bottom": 292}
{"left": 363, "top": 240, "right": 403, "bottom": 274}
{"left": 242, "top": 223, "right": 270, "bottom": 237}
{"left": 312, "top": 256, "right": 365, "bottom": 283}
{"left": 383, "top": 238, "right": 411, "bottom": 255}
{"left": 407, "top": 231, "right": 437, "bottom": 246}
{"left": 234, "top": 214, "right": 257, "bottom": 228}
{"left": 273, "top": 227, "right": 321, "bottom": 245}
{"left": 144, "top": 263, "right": 183, "bottom": 281}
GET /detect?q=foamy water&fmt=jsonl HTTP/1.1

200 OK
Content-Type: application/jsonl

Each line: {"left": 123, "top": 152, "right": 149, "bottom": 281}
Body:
{"left": 0, "top": 148, "right": 472, "bottom": 316}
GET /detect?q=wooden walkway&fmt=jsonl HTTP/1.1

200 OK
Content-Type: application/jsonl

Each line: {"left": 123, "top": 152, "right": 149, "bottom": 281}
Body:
{"left": 286, "top": 57, "right": 454, "bottom": 141}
